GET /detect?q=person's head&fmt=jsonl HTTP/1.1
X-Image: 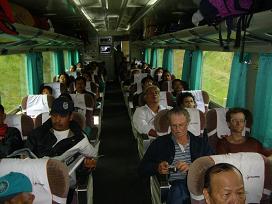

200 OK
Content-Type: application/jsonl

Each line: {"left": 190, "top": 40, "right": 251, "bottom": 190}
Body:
{"left": 167, "top": 107, "right": 190, "bottom": 139}
{"left": 154, "top": 68, "right": 164, "bottom": 82}
{"left": 226, "top": 108, "right": 246, "bottom": 135}
{"left": 58, "top": 73, "right": 70, "bottom": 87}
{"left": 172, "top": 79, "right": 188, "bottom": 93}
{"left": 82, "top": 71, "right": 92, "bottom": 81}
{"left": 69, "top": 65, "right": 76, "bottom": 72}
{"left": 143, "top": 85, "right": 160, "bottom": 105}
{"left": 0, "top": 172, "right": 34, "bottom": 204}
{"left": 162, "top": 70, "right": 172, "bottom": 81}
{"left": 50, "top": 97, "right": 74, "bottom": 131}
{"left": 177, "top": 92, "right": 196, "bottom": 108}
{"left": 203, "top": 163, "right": 245, "bottom": 204}
{"left": 141, "top": 76, "right": 154, "bottom": 90}
{"left": 39, "top": 86, "right": 53, "bottom": 95}
{"left": 0, "top": 105, "right": 6, "bottom": 125}
{"left": 75, "top": 76, "right": 86, "bottom": 94}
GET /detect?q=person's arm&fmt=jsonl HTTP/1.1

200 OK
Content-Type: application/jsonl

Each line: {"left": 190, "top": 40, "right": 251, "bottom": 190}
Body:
{"left": 133, "top": 107, "right": 154, "bottom": 135}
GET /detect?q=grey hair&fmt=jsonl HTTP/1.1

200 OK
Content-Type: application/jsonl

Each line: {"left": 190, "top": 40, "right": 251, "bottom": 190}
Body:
{"left": 167, "top": 107, "right": 191, "bottom": 123}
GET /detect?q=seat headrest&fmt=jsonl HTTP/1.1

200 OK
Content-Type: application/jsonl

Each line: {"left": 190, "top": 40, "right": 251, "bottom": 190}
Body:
{"left": 154, "top": 109, "right": 169, "bottom": 133}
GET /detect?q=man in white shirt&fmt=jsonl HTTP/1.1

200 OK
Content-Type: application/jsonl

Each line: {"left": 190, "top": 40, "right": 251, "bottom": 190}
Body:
{"left": 133, "top": 85, "right": 170, "bottom": 138}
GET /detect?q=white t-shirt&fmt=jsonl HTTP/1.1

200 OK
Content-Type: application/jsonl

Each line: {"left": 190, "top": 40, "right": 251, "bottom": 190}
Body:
{"left": 53, "top": 129, "right": 69, "bottom": 144}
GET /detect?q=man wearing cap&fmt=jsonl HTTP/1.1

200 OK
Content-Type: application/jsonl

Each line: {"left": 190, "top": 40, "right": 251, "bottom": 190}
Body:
{"left": 0, "top": 172, "right": 34, "bottom": 204}
{"left": 25, "top": 96, "right": 98, "bottom": 203}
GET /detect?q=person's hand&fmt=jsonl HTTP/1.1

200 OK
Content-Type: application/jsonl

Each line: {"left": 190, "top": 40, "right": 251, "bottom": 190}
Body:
{"left": 84, "top": 158, "right": 97, "bottom": 170}
{"left": 175, "top": 161, "right": 189, "bottom": 172}
{"left": 148, "top": 129, "right": 158, "bottom": 137}
{"left": 157, "top": 161, "right": 169, "bottom": 174}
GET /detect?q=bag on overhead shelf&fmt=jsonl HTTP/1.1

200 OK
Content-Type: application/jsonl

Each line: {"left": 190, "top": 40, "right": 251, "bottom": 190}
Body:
{"left": 0, "top": 0, "right": 18, "bottom": 35}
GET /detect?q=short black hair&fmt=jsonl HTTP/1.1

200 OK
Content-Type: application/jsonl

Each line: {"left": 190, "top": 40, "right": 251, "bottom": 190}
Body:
{"left": 141, "top": 75, "right": 153, "bottom": 85}
{"left": 176, "top": 92, "right": 196, "bottom": 107}
{"left": 39, "top": 85, "right": 53, "bottom": 95}
{"left": 203, "top": 163, "right": 243, "bottom": 193}
{"left": 75, "top": 76, "right": 86, "bottom": 86}
{"left": 226, "top": 107, "right": 246, "bottom": 122}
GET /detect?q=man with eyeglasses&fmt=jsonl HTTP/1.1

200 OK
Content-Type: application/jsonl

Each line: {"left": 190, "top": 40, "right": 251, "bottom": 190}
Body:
{"left": 216, "top": 107, "right": 272, "bottom": 156}
{"left": 138, "top": 107, "right": 214, "bottom": 204}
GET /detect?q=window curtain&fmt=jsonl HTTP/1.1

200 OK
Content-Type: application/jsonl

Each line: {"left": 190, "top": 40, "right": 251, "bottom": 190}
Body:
{"left": 150, "top": 48, "right": 157, "bottom": 68}
{"left": 252, "top": 53, "right": 272, "bottom": 148}
{"left": 162, "top": 48, "right": 173, "bottom": 73}
{"left": 67, "top": 50, "right": 72, "bottom": 67}
{"left": 144, "top": 48, "right": 150, "bottom": 64}
{"left": 226, "top": 52, "right": 251, "bottom": 108}
{"left": 181, "top": 50, "right": 203, "bottom": 90}
{"left": 53, "top": 51, "right": 65, "bottom": 76}
{"left": 181, "top": 50, "right": 192, "bottom": 82}
{"left": 26, "top": 52, "right": 43, "bottom": 94}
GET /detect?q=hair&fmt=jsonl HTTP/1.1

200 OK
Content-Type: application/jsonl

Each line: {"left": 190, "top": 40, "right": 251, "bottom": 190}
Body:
{"left": 176, "top": 92, "right": 196, "bottom": 107}
{"left": 167, "top": 107, "right": 191, "bottom": 123}
{"left": 0, "top": 104, "right": 4, "bottom": 113}
{"left": 203, "top": 163, "right": 243, "bottom": 193}
{"left": 39, "top": 85, "right": 53, "bottom": 95}
{"left": 172, "top": 79, "right": 189, "bottom": 91}
{"left": 143, "top": 85, "right": 160, "bottom": 97}
{"left": 141, "top": 75, "right": 153, "bottom": 85}
{"left": 58, "top": 72, "right": 70, "bottom": 86}
{"left": 75, "top": 76, "right": 86, "bottom": 86}
{"left": 226, "top": 107, "right": 246, "bottom": 122}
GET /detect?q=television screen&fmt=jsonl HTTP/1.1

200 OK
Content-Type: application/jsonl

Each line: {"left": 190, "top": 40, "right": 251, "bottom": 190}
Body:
{"left": 100, "top": 45, "right": 111, "bottom": 54}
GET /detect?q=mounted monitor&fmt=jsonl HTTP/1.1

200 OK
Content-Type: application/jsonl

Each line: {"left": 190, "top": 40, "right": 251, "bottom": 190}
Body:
{"left": 99, "top": 36, "right": 112, "bottom": 44}
{"left": 100, "top": 45, "right": 111, "bottom": 54}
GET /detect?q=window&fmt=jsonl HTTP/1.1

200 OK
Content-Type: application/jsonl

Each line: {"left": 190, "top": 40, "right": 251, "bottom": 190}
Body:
{"left": 202, "top": 51, "right": 234, "bottom": 106}
{"left": 0, "top": 54, "right": 27, "bottom": 112}
{"left": 156, "top": 49, "right": 164, "bottom": 68}
{"left": 173, "top": 49, "right": 185, "bottom": 79}
{"left": 42, "top": 52, "right": 54, "bottom": 83}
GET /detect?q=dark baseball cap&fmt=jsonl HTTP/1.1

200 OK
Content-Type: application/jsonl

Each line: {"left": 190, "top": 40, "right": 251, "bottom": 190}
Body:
{"left": 50, "top": 97, "right": 74, "bottom": 116}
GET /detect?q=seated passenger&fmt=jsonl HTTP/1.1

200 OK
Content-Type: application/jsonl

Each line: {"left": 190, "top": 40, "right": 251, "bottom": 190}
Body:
{"left": 203, "top": 163, "right": 245, "bottom": 204}
{"left": 159, "top": 70, "right": 172, "bottom": 89}
{"left": 133, "top": 75, "right": 154, "bottom": 107}
{"left": 0, "top": 105, "right": 24, "bottom": 158}
{"left": 66, "top": 64, "right": 77, "bottom": 79}
{"left": 0, "top": 172, "right": 35, "bottom": 204}
{"left": 176, "top": 92, "right": 197, "bottom": 109}
{"left": 74, "top": 76, "right": 96, "bottom": 97}
{"left": 172, "top": 79, "right": 188, "bottom": 97}
{"left": 58, "top": 72, "right": 72, "bottom": 93}
{"left": 153, "top": 68, "right": 164, "bottom": 83}
{"left": 133, "top": 85, "right": 170, "bottom": 138}
{"left": 39, "top": 85, "right": 53, "bottom": 95}
{"left": 216, "top": 108, "right": 272, "bottom": 156}
{"left": 138, "top": 107, "right": 214, "bottom": 204}
{"left": 25, "top": 97, "right": 98, "bottom": 204}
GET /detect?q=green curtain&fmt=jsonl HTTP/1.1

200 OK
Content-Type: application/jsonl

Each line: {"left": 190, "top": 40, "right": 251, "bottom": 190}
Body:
{"left": 53, "top": 51, "right": 65, "bottom": 75}
{"left": 150, "top": 48, "right": 157, "bottom": 68}
{"left": 67, "top": 50, "right": 72, "bottom": 67}
{"left": 162, "top": 48, "right": 173, "bottom": 73}
{"left": 252, "top": 53, "right": 272, "bottom": 148}
{"left": 75, "top": 50, "right": 79, "bottom": 63}
{"left": 181, "top": 50, "right": 192, "bottom": 82}
{"left": 144, "top": 48, "right": 150, "bottom": 64}
{"left": 26, "top": 52, "right": 43, "bottom": 94}
{"left": 181, "top": 50, "right": 202, "bottom": 90}
{"left": 226, "top": 52, "right": 251, "bottom": 108}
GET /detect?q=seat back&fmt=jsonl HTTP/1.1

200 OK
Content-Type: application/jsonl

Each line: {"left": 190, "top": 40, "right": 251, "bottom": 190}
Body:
{"left": 153, "top": 108, "right": 205, "bottom": 137}
{"left": 205, "top": 108, "right": 253, "bottom": 149}
{"left": 70, "top": 93, "right": 95, "bottom": 127}
{"left": 21, "top": 95, "right": 54, "bottom": 119}
{"left": 35, "top": 112, "right": 86, "bottom": 130}
{"left": 0, "top": 158, "right": 69, "bottom": 204}
{"left": 187, "top": 153, "right": 272, "bottom": 203}
{"left": 44, "top": 82, "right": 66, "bottom": 98}
{"left": 5, "top": 114, "right": 34, "bottom": 140}
{"left": 160, "top": 81, "right": 173, "bottom": 92}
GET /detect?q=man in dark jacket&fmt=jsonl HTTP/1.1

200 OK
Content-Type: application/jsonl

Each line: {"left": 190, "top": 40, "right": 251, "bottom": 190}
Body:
{"left": 139, "top": 107, "right": 214, "bottom": 204}
{"left": 25, "top": 96, "right": 99, "bottom": 204}
{"left": 0, "top": 104, "right": 23, "bottom": 158}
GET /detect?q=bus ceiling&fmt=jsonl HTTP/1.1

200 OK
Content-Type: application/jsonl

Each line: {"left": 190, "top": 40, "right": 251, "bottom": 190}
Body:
{"left": 3, "top": 0, "right": 272, "bottom": 53}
